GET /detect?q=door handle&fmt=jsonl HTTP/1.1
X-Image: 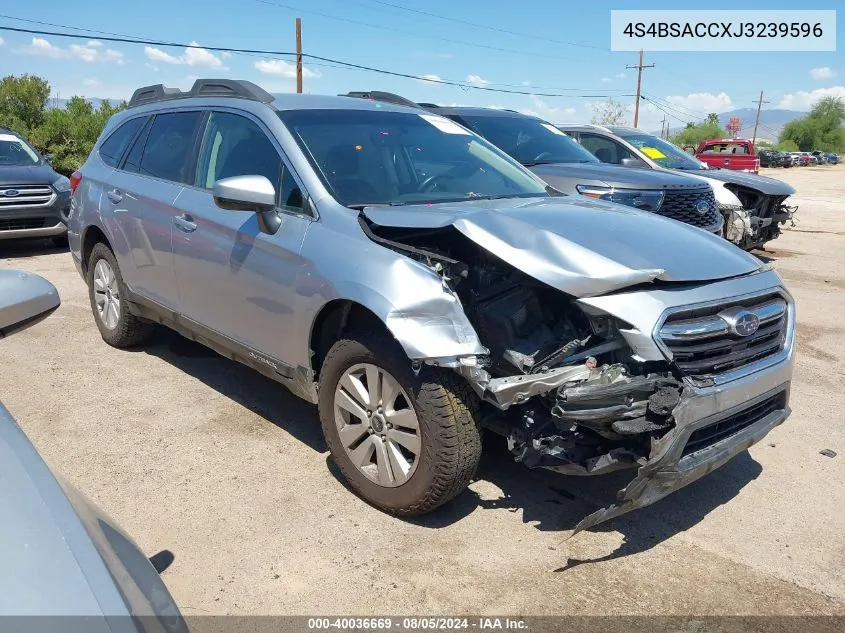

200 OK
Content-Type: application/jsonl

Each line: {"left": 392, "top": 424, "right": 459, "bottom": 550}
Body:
{"left": 106, "top": 189, "right": 123, "bottom": 204}
{"left": 174, "top": 214, "right": 197, "bottom": 233}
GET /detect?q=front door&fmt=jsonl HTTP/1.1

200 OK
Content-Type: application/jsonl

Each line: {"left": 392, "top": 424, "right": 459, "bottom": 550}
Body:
{"left": 172, "top": 110, "right": 312, "bottom": 368}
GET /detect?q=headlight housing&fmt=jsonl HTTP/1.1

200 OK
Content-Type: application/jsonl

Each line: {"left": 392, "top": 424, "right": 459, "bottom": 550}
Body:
{"left": 53, "top": 176, "right": 71, "bottom": 193}
{"left": 576, "top": 185, "right": 665, "bottom": 212}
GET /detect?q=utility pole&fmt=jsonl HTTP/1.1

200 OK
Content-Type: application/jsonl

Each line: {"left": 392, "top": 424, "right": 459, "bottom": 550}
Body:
{"left": 627, "top": 49, "right": 654, "bottom": 128}
{"left": 660, "top": 116, "right": 667, "bottom": 139}
{"left": 296, "top": 17, "right": 303, "bottom": 94}
{"left": 751, "top": 90, "right": 770, "bottom": 146}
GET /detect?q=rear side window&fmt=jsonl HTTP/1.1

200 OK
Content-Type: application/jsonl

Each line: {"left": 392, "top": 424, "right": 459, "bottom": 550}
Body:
{"left": 578, "top": 133, "right": 635, "bottom": 164}
{"left": 138, "top": 111, "right": 203, "bottom": 183}
{"left": 99, "top": 117, "right": 146, "bottom": 167}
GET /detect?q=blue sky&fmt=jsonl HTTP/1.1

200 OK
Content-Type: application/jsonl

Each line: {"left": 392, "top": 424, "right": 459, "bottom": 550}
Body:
{"left": 0, "top": 0, "right": 842, "bottom": 132}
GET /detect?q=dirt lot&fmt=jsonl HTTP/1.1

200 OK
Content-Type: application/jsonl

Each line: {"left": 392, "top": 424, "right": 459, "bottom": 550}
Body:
{"left": 2, "top": 164, "right": 844, "bottom": 616}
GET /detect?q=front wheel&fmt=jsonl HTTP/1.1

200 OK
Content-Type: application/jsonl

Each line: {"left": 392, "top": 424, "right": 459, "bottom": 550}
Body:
{"left": 318, "top": 332, "right": 482, "bottom": 516}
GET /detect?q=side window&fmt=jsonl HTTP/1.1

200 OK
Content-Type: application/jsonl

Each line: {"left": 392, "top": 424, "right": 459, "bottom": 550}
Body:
{"left": 137, "top": 111, "right": 203, "bottom": 183}
{"left": 122, "top": 117, "right": 153, "bottom": 174}
{"left": 195, "top": 112, "right": 303, "bottom": 212}
{"left": 579, "top": 134, "right": 634, "bottom": 164}
{"left": 98, "top": 117, "right": 146, "bottom": 167}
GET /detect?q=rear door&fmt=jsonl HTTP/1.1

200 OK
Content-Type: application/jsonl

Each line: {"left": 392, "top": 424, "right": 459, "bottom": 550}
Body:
{"left": 171, "top": 109, "right": 312, "bottom": 368}
{"left": 105, "top": 110, "right": 203, "bottom": 309}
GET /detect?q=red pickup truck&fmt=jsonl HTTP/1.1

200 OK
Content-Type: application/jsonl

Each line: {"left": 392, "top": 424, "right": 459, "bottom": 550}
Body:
{"left": 695, "top": 139, "right": 760, "bottom": 174}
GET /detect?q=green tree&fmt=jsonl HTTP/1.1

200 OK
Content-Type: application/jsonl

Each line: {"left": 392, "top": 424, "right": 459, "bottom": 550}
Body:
{"left": 776, "top": 139, "right": 799, "bottom": 152}
{"left": 670, "top": 118, "right": 728, "bottom": 148}
{"left": 30, "top": 97, "right": 127, "bottom": 175}
{"left": 779, "top": 96, "right": 845, "bottom": 152}
{"left": 590, "top": 98, "right": 627, "bottom": 125}
{"left": 0, "top": 74, "right": 51, "bottom": 135}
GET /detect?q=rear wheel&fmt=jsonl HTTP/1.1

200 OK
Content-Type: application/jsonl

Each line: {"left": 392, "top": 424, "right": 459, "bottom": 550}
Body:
{"left": 318, "top": 332, "right": 482, "bottom": 516}
{"left": 86, "top": 242, "right": 154, "bottom": 347}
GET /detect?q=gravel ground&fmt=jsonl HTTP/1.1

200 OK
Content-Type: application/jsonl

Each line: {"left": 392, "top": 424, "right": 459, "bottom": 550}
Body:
{"left": 1, "top": 164, "right": 843, "bottom": 616}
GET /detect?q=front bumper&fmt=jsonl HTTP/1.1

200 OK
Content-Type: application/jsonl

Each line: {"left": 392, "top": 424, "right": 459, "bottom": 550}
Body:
{"left": 571, "top": 321, "right": 794, "bottom": 533}
{"left": 0, "top": 191, "right": 70, "bottom": 241}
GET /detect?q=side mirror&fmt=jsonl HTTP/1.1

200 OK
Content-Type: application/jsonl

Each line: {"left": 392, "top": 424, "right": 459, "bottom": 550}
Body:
{"left": 0, "top": 270, "right": 60, "bottom": 340}
{"left": 213, "top": 175, "right": 281, "bottom": 234}
{"left": 620, "top": 157, "right": 645, "bottom": 168}
{"left": 43, "top": 154, "right": 53, "bottom": 164}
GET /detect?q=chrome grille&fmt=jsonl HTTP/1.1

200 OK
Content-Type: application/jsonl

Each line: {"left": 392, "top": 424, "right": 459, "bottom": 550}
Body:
{"left": 0, "top": 184, "right": 55, "bottom": 209}
{"left": 658, "top": 188, "right": 721, "bottom": 229}
{"left": 658, "top": 293, "right": 788, "bottom": 376}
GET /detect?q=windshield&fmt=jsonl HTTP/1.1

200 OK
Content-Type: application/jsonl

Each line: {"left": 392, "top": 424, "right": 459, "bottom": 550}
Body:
{"left": 453, "top": 114, "right": 599, "bottom": 166}
{"left": 0, "top": 133, "right": 41, "bottom": 166}
{"left": 621, "top": 133, "right": 707, "bottom": 170}
{"left": 278, "top": 109, "right": 549, "bottom": 207}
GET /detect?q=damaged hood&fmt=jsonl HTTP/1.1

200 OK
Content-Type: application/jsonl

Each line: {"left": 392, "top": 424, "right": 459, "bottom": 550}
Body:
{"left": 690, "top": 169, "right": 796, "bottom": 195}
{"left": 363, "top": 197, "right": 763, "bottom": 297}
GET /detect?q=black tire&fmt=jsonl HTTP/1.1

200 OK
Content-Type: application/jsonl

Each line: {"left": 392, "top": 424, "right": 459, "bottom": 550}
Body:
{"left": 86, "top": 242, "right": 154, "bottom": 348}
{"left": 318, "top": 332, "right": 482, "bottom": 516}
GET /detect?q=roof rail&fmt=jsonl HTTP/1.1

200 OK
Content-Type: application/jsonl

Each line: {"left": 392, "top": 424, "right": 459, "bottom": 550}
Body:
{"left": 128, "top": 79, "right": 275, "bottom": 108}
{"left": 416, "top": 102, "right": 440, "bottom": 109}
{"left": 340, "top": 91, "right": 423, "bottom": 109}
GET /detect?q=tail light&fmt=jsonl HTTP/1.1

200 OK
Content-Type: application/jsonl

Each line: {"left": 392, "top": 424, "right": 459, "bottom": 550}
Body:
{"left": 70, "top": 170, "right": 82, "bottom": 194}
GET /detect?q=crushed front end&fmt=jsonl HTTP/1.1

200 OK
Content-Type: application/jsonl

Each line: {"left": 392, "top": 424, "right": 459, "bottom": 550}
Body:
{"left": 722, "top": 187, "right": 798, "bottom": 250}
{"left": 362, "top": 215, "right": 794, "bottom": 532}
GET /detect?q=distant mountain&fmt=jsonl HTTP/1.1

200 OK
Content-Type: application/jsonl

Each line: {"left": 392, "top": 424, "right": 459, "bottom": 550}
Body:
{"left": 47, "top": 97, "right": 113, "bottom": 110}
{"left": 664, "top": 108, "right": 807, "bottom": 143}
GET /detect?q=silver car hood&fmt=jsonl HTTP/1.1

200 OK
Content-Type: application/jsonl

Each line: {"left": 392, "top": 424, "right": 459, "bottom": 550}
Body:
{"left": 362, "top": 196, "right": 763, "bottom": 297}
{"left": 693, "top": 168, "right": 796, "bottom": 195}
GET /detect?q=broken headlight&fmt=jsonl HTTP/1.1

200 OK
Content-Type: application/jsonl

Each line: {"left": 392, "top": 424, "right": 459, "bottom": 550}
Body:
{"left": 576, "top": 185, "right": 665, "bottom": 212}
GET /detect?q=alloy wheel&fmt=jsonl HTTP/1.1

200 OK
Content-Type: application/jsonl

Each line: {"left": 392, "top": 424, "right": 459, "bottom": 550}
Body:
{"left": 333, "top": 363, "right": 421, "bottom": 487}
{"left": 93, "top": 259, "right": 120, "bottom": 330}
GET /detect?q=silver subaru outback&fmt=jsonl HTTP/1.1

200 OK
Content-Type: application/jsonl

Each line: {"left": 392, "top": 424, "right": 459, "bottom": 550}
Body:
{"left": 67, "top": 79, "right": 794, "bottom": 531}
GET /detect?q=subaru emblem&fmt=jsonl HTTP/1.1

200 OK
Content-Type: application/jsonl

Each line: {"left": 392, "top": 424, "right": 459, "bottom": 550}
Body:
{"left": 2, "top": 189, "right": 20, "bottom": 197}
{"left": 718, "top": 307, "right": 760, "bottom": 337}
{"left": 695, "top": 199, "right": 710, "bottom": 215}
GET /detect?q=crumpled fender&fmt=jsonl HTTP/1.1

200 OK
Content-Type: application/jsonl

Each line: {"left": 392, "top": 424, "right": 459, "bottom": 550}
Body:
{"left": 327, "top": 258, "right": 485, "bottom": 360}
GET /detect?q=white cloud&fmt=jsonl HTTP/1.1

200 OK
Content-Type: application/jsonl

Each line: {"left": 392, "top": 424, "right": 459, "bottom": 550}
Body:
{"left": 466, "top": 74, "right": 489, "bottom": 87}
{"left": 520, "top": 95, "right": 577, "bottom": 121}
{"left": 416, "top": 74, "right": 443, "bottom": 85}
{"left": 600, "top": 77, "right": 611, "bottom": 83}
{"left": 809, "top": 67, "right": 835, "bottom": 80}
{"left": 69, "top": 41, "right": 124, "bottom": 64}
{"left": 778, "top": 86, "right": 845, "bottom": 110}
{"left": 253, "top": 59, "right": 321, "bottom": 79}
{"left": 615, "top": 72, "right": 626, "bottom": 79}
{"left": 20, "top": 37, "right": 67, "bottom": 59}
{"left": 666, "top": 91, "right": 733, "bottom": 114}
{"left": 521, "top": 81, "right": 532, "bottom": 86}
{"left": 82, "top": 78, "right": 101, "bottom": 88}
{"left": 20, "top": 37, "right": 123, "bottom": 63}
{"left": 0, "top": 37, "right": 5, "bottom": 47}
{"left": 144, "top": 42, "right": 226, "bottom": 69}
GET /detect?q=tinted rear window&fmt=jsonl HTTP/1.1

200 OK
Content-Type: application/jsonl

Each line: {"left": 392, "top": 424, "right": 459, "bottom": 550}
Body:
{"left": 138, "top": 111, "right": 203, "bottom": 183}
{"left": 99, "top": 117, "right": 146, "bottom": 167}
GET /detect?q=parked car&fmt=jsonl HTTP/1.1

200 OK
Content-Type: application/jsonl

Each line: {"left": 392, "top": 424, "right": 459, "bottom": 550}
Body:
{"left": 0, "top": 269, "right": 188, "bottom": 629}
{"left": 777, "top": 151, "right": 794, "bottom": 167}
{"left": 787, "top": 152, "right": 801, "bottom": 166}
{"left": 758, "top": 149, "right": 781, "bottom": 168}
{"left": 826, "top": 153, "right": 839, "bottom": 165}
{"left": 0, "top": 128, "right": 71, "bottom": 245}
{"left": 798, "top": 153, "right": 812, "bottom": 166}
{"left": 69, "top": 79, "right": 795, "bottom": 532}
{"left": 556, "top": 124, "right": 797, "bottom": 251}
{"left": 811, "top": 151, "right": 828, "bottom": 165}
{"left": 696, "top": 139, "right": 760, "bottom": 174}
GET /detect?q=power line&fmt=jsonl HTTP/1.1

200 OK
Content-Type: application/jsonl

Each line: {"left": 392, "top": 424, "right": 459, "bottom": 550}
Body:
{"left": 336, "top": 0, "right": 609, "bottom": 51}
{"left": 0, "top": 24, "right": 632, "bottom": 99}
{"left": 250, "top": 0, "right": 595, "bottom": 62}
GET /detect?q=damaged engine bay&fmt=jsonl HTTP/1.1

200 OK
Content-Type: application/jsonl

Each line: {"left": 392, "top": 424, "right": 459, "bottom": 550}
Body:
{"left": 723, "top": 185, "right": 798, "bottom": 250}
{"left": 361, "top": 216, "right": 687, "bottom": 479}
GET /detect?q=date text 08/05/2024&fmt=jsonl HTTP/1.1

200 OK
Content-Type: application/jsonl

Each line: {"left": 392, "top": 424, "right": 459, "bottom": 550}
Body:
{"left": 307, "top": 617, "right": 528, "bottom": 630}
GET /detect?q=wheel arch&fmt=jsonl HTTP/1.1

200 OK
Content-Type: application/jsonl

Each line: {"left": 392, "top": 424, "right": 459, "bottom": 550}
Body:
{"left": 81, "top": 225, "right": 113, "bottom": 275}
